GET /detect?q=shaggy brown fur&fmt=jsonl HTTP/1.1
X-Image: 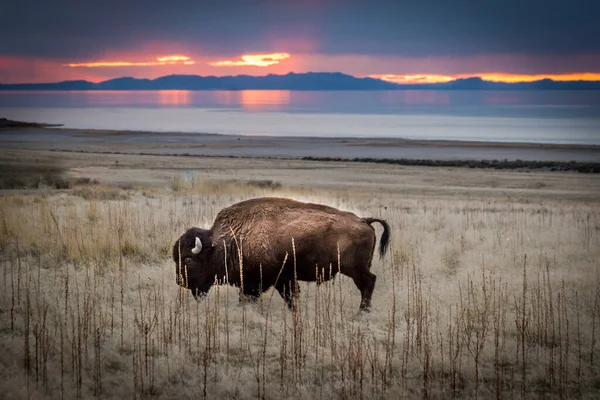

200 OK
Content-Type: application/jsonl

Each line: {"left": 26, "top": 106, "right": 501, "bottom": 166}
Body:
{"left": 172, "top": 197, "right": 390, "bottom": 311}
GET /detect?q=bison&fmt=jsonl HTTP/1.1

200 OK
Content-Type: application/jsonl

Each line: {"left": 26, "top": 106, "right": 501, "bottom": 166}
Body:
{"left": 172, "top": 197, "right": 390, "bottom": 311}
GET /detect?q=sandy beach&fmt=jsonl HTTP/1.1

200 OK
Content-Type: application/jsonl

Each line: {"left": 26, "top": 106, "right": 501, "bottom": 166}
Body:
{"left": 1, "top": 126, "right": 599, "bottom": 202}
{"left": 1, "top": 126, "right": 600, "bottom": 163}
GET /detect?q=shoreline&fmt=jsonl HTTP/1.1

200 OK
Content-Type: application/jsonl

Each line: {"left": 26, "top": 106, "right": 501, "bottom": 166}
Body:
{"left": 44, "top": 148, "right": 600, "bottom": 173}
{"left": 1, "top": 125, "right": 599, "bottom": 169}
{"left": 2, "top": 148, "right": 600, "bottom": 203}
{"left": 0, "top": 123, "right": 600, "bottom": 173}
{"left": 45, "top": 127, "right": 600, "bottom": 150}
{"left": 2, "top": 123, "right": 599, "bottom": 149}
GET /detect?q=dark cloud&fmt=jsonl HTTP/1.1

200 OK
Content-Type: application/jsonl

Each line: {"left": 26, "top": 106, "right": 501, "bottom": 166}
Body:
{"left": 2, "top": 0, "right": 599, "bottom": 59}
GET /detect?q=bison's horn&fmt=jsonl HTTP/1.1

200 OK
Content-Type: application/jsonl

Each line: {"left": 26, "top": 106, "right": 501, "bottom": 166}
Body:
{"left": 191, "top": 237, "right": 202, "bottom": 254}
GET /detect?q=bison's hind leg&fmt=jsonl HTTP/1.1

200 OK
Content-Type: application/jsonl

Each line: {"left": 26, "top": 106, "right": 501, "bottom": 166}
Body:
{"left": 342, "top": 240, "right": 378, "bottom": 312}
{"left": 354, "top": 271, "right": 376, "bottom": 312}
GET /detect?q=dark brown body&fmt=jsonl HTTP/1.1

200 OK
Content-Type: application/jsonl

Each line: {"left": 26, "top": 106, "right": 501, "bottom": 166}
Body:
{"left": 172, "top": 197, "right": 390, "bottom": 311}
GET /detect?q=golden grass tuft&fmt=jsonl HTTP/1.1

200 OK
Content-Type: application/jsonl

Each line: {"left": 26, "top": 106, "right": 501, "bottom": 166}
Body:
{"left": 1, "top": 178, "right": 599, "bottom": 399}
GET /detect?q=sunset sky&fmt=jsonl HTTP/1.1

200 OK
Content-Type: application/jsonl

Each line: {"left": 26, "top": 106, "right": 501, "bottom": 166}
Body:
{"left": 1, "top": 0, "right": 599, "bottom": 84}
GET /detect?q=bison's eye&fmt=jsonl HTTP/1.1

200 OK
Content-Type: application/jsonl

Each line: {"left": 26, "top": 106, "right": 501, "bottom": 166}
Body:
{"left": 184, "top": 257, "right": 193, "bottom": 265}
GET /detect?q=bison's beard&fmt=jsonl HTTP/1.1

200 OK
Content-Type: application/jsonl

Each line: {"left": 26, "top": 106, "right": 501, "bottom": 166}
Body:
{"left": 175, "top": 275, "right": 210, "bottom": 298}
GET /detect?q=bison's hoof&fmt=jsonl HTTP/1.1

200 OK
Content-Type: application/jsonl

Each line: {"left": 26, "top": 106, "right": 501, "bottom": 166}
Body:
{"left": 238, "top": 294, "right": 260, "bottom": 304}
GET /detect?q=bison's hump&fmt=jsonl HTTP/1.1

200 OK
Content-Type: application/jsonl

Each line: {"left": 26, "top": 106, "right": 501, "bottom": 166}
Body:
{"left": 211, "top": 197, "right": 367, "bottom": 244}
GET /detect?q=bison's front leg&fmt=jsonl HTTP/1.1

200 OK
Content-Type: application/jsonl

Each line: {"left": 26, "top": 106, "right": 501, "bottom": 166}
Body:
{"left": 238, "top": 285, "right": 261, "bottom": 305}
{"left": 238, "top": 292, "right": 260, "bottom": 304}
{"left": 190, "top": 288, "right": 209, "bottom": 301}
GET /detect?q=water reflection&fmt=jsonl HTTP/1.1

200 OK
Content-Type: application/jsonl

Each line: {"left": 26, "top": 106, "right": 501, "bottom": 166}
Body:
{"left": 241, "top": 90, "right": 290, "bottom": 108}
{"left": 402, "top": 90, "right": 449, "bottom": 105}
{"left": 484, "top": 93, "right": 528, "bottom": 105}
{"left": 79, "top": 91, "right": 160, "bottom": 106}
{"left": 214, "top": 91, "right": 236, "bottom": 107}
{"left": 214, "top": 90, "right": 291, "bottom": 110}
{"left": 42, "top": 91, "right": 193, "bottom": 107}
{"left": 1, "top": 90, "right": 599, "bottom": 120}
{"left": 158, "top": 90, "right": 191, "bottom": 106}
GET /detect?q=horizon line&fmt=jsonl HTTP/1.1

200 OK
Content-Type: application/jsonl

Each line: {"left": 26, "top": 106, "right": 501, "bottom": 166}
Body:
{"left": 2, "top": 71, "right": 600, "bottom": 86}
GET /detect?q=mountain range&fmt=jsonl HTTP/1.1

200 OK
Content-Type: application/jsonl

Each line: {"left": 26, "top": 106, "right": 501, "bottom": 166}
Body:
{"left": 2, "top": 72, "right": 600, "bottom": 91}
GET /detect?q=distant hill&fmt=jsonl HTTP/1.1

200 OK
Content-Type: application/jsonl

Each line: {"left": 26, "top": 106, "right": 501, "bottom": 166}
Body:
{"left": 0, "top": 117, "right": 62, "bottom": 128}
{"left": 1, "top": 72, "right": 600, "bottom": 91}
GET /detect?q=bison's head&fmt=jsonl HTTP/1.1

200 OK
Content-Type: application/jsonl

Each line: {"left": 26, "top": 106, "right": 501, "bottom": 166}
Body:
{"left": 172, "top": 227, "right": 214, "bottom": 299}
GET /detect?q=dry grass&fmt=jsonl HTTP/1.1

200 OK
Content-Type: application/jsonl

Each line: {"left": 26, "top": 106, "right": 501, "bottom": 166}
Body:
{"left": 170, "top": 174, "right": 283, "bottom": 195}
{"left": 0, "top": 163, "right": 71, "bottom": 190}
{"left": 1, "top": 175, "right": 599, "bottom": 399}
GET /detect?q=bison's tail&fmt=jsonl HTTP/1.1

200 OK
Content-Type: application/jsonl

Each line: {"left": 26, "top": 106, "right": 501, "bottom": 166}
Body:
{"left": 363, "top": 218, "right": 391, "bottom": 259}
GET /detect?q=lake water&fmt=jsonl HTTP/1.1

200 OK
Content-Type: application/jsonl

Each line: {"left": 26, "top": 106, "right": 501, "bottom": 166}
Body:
{"left": 1, "top": 90, "right": 600, "bottom": 144}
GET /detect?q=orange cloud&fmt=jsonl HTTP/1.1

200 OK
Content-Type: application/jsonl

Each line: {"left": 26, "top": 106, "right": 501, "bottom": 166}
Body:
{"left": 65, "top": 55, "right": 195, "bottom": 68}
{"left": 371, "top": 72, "right": 600, "bottom": 84}
{"left": 209, "top": 53, "right": 290, "bottom": 67}
{"left": 477, "top": 72, "right": 600, "bottom": 82}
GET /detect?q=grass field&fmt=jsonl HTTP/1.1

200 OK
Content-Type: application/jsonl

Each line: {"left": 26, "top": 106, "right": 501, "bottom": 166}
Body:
{"left": 1, "top": 153, "right": 599, "bottom": 399}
